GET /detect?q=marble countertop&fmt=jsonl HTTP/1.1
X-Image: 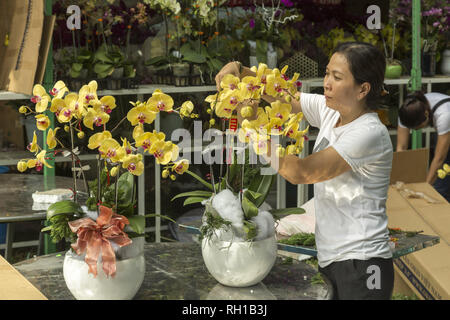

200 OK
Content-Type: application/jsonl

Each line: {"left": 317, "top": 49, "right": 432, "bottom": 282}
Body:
{"left": 0, "top": 174, "right": 86, "bottom": 222}
{"left": 14, "top": 242, "right": 332, "bottom": 300}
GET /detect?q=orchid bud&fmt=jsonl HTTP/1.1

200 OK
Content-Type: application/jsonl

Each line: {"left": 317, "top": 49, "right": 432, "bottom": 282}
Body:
{"left": 444, "top": 164, "right": 450, "bottom": 173}
{"left": 240, "top": 106, "right": 253, "bottom": 118}
{"left": 162, "top": 169, "right": 170, "bottom": 179}
{"left": 437, "top": 169, "right": 447, "bottom": 179}
{"left": 19, "top": 106, "right": 28, "bottom": 114}
{"left": 110, "top": 166, "right": 119, "bottom": 177}
{"left": 170, "top": 174, "right": 176, "bottom": 181}
{"left": 209, "top": 119, "right": 215, "bottom": 126}
{"left": 64, "top": 125, "right": 70, "bottom": 132}
{"left": 77, "top": 131, "right": 85, "bottom": 139}
{"left": 17, "top": 161, "right": 28, "bottom": 172}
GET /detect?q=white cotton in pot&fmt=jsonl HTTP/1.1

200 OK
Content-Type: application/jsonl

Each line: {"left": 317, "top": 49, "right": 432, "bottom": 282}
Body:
{"left": 251, "top": 210, "right": 275, "bottom": 241}
{"left": 211, "top": 189, "right": 245, "bottom": 231}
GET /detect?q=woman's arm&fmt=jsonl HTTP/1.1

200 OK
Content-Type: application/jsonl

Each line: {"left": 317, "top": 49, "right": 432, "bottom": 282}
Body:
{"left": 264, "top": 142, "right": 351, "bottom": 184}
{"left": 426, "top": 132, "right": 450, "bottom": 185}
{"left": 396, "top": 126, "right": 410, "bottom": 151}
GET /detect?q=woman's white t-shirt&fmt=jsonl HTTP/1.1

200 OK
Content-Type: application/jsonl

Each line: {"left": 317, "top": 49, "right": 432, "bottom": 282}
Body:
{"left": 300, "top": 93, "right": 393, "bottom": 268}
{"left": 398, "top": 92, "right": 450, "bottom": 135}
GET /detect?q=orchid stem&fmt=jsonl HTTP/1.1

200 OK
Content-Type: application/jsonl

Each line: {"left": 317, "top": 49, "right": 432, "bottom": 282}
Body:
{"left": 69, "top": 123, "right": 78, "bottom": 203}
{"left": 114, "top": 166, "right": 120, "bottom": 212}
{"left": 97, "top": 155, "right": 102, "bottom": 215}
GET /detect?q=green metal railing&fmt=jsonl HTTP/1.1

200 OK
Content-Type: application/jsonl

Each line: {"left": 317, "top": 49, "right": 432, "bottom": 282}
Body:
{"left": 409, "top": 0, "right": 422, "bottom": 150}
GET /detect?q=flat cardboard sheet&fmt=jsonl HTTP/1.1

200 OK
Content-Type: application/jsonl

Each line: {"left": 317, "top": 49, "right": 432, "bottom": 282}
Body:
{"left": 0, "top": 255, "right": 47, "bottom": 300}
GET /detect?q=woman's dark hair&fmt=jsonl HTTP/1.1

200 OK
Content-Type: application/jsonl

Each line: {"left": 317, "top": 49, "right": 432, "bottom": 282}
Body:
{"left": 398, "top": 91, "right": 431, "bottom": 128}
{"left": 332, "top": 41, "right": 386, "bottom": 110}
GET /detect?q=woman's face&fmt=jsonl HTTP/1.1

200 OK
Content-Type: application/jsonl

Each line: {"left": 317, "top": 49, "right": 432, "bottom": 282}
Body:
{"left": 323, "top": 53, "right": 367, "bottom": 112}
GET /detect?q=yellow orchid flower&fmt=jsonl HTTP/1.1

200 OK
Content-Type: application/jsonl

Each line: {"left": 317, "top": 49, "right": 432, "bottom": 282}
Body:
{"left": 179, "top": 101, "right": 194, "bottom": 118}
{"left": 151, "top": 140, "right": 179, "bottom": 165}
{"left": 215, "top": 100, "right": 237, "bottom": 119}
{"left": 35, "top": 114, "right": 50, "bottom": 131}
{"left": 50, "top": 97, "right": 66, "bottom": 118}
{"left": 264, "top": 73, "right": 288, "bottom": 97}
{"left": 50, "top": 80, "right": 68, "bottom": 99}
{"left": 251, "top": 134, "right": 269, "bottom": 156}
{"left": 79, "top": 80, "right": 98, "bottom": 105}
{"left": 437, "top": 169, "right": 447, "bottom": 179}
{"left": 31, "top": 84, "right": 50, "bottom": 113}
{"left": 172, "top": 159, "right": 189, "bottom": 175}
{"left": 443, "top": 164, "right": 450, "bottom": 173}
{"left": 266, "top": 100, "right": 292, "bottom": 123}
{"left": 34, "top": 150, "right": 53, "bottom": 171}
{"left": 63, "top": 93, "right": 87, "bottom": 120}
{"left": 27, "top": 159, "right": 37, "bottom": 169}
{"left": 127, "top": 103, "right": 157, "bottom": 126}
{"left": 27, "top": 131, "right": 39, "bottom": 153}
{"left": 286, "top": 72, "right": 301, "bottom": 95}
{"left": 135, "top": 131, "right": 165, "bottom": 153}
{"left": 46, "top": 127, "right": 60, "bottom": 149}
{"left": 17, "top": 161, "right": 28, "bottom": 172}
{"left": 249, "top": 108, "right": 270, "bottom": 132}
{"left": 147, "top": 91, "right": 174, "bottom": 113}
{"left": 238, "top": 120, "right": 258, "bottom": 144}
{"left": 91, "top": 96, "right": 116, "bottom": 114}
{"left": 220, "top": 74, "right": 240, "bottom": 91}
{"left": 98, "top": 138, "right": 126, "bottom": 163}
{"left": 122, "top": 154, "right": 144, "bottom": 176}
{"left": 83, "top": 106, "right": 110, "bottom": 130}
{"left": 266, "top": 118, "right": 284, "bottom": 135}
{"left": 286, "top": 144, "right": 297, "bottom": 155}
{"left": 87, "top": 131, "right": 112, "bottom": 150}
{"left": 214, "top": 90, "right": 241, "bottom": 118}
{"left": 121, "top": 137, "right": 133, "bottom": 155}
{"left": 205, "top": 93, "right": 220, "bottom": 110}
{"left": 132, "top": 123, "right": 145, "bottom": 141}
{"left": 238, "top": 76, "right": 261, "bottom": 100}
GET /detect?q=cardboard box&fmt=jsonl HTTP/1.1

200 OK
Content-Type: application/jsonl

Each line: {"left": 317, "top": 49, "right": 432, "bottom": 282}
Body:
{"left": 0, "top": 255, "right": 47, "bottom": 300}
{"left": 388, "top": 148, "right": 450, "bottom": 299}
{"left": 0, "top": 102, "right": 25, "bottom": 150}
{"left": 0, "top": 0, "right": 44, "bottom": 95}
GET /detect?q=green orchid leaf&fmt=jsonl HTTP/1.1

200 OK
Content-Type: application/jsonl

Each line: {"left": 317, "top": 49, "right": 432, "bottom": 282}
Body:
{"left": 270, "top": 207, "right": 306, "bottom": 220}
{"left": 69, "top": 69, "right": 81, "bottom": 79}
{"left": 242, "top": 195, "right": 259, "bottom": 219}
{"left": 183, "top": 196, "right": 209, "bottom": 206}
{"left": 46, "top": 200, "right": 83, "bottom": 220}
{"left": 144, "top": 213, "right": 178, "bottom": 225}
{"left": 248, "top": 173, "right": 275, "bottom": 207}
{"left": 185, "top": 170, "right": 213, "bottom": 191}
{"left": 94, "top": 63, "right": 113, "bottom": 75}
{"left": 171, "top": 190, "right": 213, "bottom": 202}
{"left": 128, "top": 215, "right": 145, "bottom": 235}
{"left": 71, "top": 62, "right": 83, "bottom": 72}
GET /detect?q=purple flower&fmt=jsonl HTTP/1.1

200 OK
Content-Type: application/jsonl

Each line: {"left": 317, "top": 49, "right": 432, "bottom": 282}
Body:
{"left": 249, "top": 18, "right": 255, "bottom": 29}
{"left": 281, "top": 0, "right": 294, "bottom": 7}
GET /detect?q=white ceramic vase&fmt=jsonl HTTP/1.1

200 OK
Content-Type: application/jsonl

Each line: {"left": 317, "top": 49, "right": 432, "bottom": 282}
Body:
{"left": 201, "top": 234, "right": 277, "bottom": 287}
{"left": 441, "top": 48, "right": 450, "bottom": 75}
{"left": 63, "top": 237, "right": 145, "bottom": 300}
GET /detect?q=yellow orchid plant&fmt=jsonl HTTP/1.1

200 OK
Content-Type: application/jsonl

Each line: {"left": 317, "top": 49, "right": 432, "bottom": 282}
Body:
{"left": 16, "top": 80, "right": 194, "bottom": 243}
{"left": 167, "top": 63, "right": 308, "bottom": 242}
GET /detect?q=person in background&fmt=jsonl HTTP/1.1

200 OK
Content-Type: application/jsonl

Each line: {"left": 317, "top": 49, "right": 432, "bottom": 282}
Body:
{"left": 215, "top": 42, "right": 394, "bottom": 300}
{"left": 396, "top": 91, "right": 450, "bottom": 201}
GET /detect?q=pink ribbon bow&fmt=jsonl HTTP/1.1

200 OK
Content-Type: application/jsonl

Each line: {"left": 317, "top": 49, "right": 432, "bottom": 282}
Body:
{"left": 68, "top": 205, "right": 132, "bottom": 278}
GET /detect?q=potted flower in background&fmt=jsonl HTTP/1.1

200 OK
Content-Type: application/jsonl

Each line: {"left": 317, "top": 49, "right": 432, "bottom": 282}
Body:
{"left": 381, "top": 23, "right": 403, "bottom": 79}
{"left": 165, "top": 63, "right": 307, "bottom": 287}
{"left": 16, "top": 80, "right": 186, "bottom": 299}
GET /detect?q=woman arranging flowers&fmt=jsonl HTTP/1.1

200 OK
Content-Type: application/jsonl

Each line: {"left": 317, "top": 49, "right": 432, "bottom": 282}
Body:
{"left": 216, "top": 41, "right": 395, "bottom": 299}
